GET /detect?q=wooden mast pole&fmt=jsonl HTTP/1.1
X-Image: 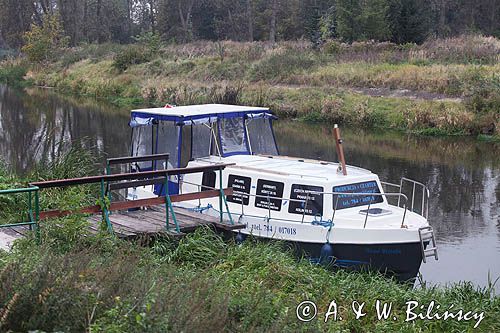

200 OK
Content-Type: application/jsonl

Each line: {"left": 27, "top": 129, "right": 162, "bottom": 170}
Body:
{"left": 333, "top": 124, "right": 347, "bottom": 175}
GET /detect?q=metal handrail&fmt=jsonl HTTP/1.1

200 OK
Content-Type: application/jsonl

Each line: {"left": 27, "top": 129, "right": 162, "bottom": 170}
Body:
{"left": 0, "top": 186, "right": 40, "bottom": 243}
{"left": 398, "top": 177, "right": 430, "bottom": 219}
{"left": 180, "top": 179, "right": 410, "bottom": 228}
{"left": 230, "top": 190, "right": 409, "bottom": 228}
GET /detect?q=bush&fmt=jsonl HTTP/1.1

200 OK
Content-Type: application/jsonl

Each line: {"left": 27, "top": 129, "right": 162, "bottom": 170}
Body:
{"left": 133, "top": 32, "right": 162, "bottom": 56}
{"left": 112, "top": 46, "right": 150, "bottom": 72}
{"left": 248, "top": 49, "right": 317, "bottom": 82}
{"left": 0, "top": 63, "right": 27, "bottom": 85}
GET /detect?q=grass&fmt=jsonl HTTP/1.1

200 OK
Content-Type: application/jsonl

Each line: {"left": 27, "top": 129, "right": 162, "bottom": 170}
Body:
{"left": 2, "top": 35, "right": 499, "bottom": 138}
{"left": 1, "top": 226, "right": 499, "bottom": 332}
{"left": 1, "top": 148, "right": 500, "bottom": 332}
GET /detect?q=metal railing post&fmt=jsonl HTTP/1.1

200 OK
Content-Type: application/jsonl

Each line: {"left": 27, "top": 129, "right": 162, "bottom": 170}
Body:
{"left": 105, "top": 161, "right": 113, "bottom": 214}
{"left": 165, "top": 177, "right": 170, "bottom": 231}
{"left": 301, "top": 195, "right": 309, "bottom": 223}
{"left": 267, "top": 194, "right": 271, "bottom": 220}
{"left": 164, "top": 174, "right": 179, "bottom": 232}
{"left": 219, "top": 168, "right": 223, "bottom": 223}
{"left": 34, "top": 188, "right": 40, "bottom": 244}
{"left": 218, "top": 167, "right": 234, "bottom": 225}
{"left": 27, "top": 191, "right": 32, "bottom": 231}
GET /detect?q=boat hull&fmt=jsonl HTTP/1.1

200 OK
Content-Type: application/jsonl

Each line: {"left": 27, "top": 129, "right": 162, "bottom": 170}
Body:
{"left": 289, "top": 240, "right": 424, "bottom": 282}
{"left": 231, "top": 231, "right": 424, "bottom": 282}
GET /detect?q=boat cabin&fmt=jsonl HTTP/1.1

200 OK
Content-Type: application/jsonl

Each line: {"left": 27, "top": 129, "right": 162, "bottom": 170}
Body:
{"left": 129, "top": 104, "right": 388, "bottom": 222}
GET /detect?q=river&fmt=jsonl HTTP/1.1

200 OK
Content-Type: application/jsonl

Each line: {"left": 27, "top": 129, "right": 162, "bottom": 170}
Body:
{"left": 1, "top": 85, "right": 499, "bottom": 290}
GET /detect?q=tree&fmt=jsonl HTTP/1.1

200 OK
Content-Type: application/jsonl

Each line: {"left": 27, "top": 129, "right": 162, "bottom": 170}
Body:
{"left": 0, "top": 0, "right": 34, "bottom": 48}
{"left": 336, "top": 0, "right": 362, "bottom": 42}
{"left": 360, "top": 0, "right": 391, "bottom": 40}
{"left": 21, "top": 14, "right": 69, "bottom": 62}
{"left": 269, "top": 0, "right": 278, "bottom": 42}
{"left": 388, "top": 0, "right": 429, "bottom": 44}
{"left": 247, "top": 0, "right": 254, "bottom": 41}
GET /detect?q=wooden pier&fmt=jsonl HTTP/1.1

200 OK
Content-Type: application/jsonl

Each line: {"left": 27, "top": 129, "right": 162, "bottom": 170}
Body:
{"left": 0, "top": 157, "right": 244, "bottom": 250}
{"left": 86, "top": 205, "right": 244, "bottom": 238}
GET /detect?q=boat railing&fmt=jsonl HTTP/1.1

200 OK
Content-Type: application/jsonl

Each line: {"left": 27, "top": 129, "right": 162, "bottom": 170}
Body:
{"left": 180, "top": 180, "right": 411, "bottom": 228}
{"left": 381, "top": 177, "right": 429, "bottom": 219}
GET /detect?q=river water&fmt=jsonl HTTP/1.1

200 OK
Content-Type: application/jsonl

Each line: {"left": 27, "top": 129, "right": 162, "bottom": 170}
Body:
{"left": 1, "top": 85, "right": 499, "bottom": 290}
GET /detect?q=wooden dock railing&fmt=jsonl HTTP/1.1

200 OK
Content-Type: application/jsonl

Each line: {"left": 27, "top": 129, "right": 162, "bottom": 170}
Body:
{"left": 27, "top": 163, "right": 235, "bottom": 235}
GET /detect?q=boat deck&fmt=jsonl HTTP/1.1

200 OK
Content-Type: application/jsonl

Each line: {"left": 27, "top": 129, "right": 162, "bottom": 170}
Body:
{"left": 0, "top": 207, "right": 245, "bottom": 250}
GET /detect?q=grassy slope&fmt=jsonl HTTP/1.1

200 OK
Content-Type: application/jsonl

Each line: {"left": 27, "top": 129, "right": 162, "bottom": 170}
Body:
{"left": 1, "top": 36, "right": 499, "bottom": 138}
{"left": 1, "top": 146, "right": 500, "bottom": 332}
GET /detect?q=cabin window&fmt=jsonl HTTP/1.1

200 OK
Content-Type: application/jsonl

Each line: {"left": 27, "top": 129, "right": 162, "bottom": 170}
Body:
{"left": 201, "top": 171, "right": 216, "bottom": 191}
{"left": 131, "top": 125, "right": 154, "bottom": 170}
{"left": 226, "top": 174, "right": 251, "bottom": 205}
{"left": 288, "top": 185, "right": 324, "bottom": 216}
{"left": 156, "top": 122, "right": 180, "bottom": 168}
{"left": 246, "top": 117, "right": 278, "bottom": 155}
{"left": 254, "top": 179, "right": 284, "bottom": 211}
{"left": 219, "top": 117, "right": 249, "bottom": 156}
{"left": 332, "top": 181, "right": 383, "bottom": 210}
{"left": 191, "top": 123, "right": 213, "bottom": 159}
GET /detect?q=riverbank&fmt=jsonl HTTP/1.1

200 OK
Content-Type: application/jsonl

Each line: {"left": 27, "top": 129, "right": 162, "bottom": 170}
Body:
{"left": 1, "top": 149, "right": 499, "bottom": 332}
{"left": 1, "top": 35, "right": 499, "bottom": 139}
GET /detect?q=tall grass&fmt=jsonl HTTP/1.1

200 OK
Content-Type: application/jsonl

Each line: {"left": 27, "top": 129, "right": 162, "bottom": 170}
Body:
{"left": 1, "top": 226, "right": 499, "bottom": 332}
{"left": 0, "top": 144, "right": 99, "bottom": 225}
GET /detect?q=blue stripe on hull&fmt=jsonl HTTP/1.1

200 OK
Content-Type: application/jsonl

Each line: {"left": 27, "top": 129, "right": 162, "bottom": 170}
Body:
{"left": 291, "top": 241, "right": 424, "bottom": 282}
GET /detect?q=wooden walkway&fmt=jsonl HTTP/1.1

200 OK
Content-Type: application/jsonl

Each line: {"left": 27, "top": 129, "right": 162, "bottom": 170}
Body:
{"left": 88, "top": 206, "right": 244, "bottom": 238}
{"left": 0, "top": 206, "right": 244, "bottom": 251}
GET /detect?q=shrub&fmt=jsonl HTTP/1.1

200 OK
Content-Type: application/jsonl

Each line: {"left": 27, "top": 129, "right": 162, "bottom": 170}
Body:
{"left": 248, "top": 49, "right": 317, "bottom": 82}
{"left": 133, "top": 31, "right": 162, "bottom": 56}
{"left": 112, "top": 46, "right": 150, "bottom": 72}
{"left": 0, "top": 63, "right": 27, "bottom": 85}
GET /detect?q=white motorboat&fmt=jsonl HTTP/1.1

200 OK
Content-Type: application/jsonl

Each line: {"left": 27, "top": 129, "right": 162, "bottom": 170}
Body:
{"left": 127, "top": 104, "right": 438, "bottom": 281}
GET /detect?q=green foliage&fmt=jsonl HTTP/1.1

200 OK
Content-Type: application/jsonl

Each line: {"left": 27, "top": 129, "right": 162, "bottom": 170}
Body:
{"left": 0, "top": 227, "right": 499, "bottom": 332}
{"left": 133, "top": 31, "right": 162, "bottom": 56}
{"left": 112, "top": 46, "right": 151, "bottom": 72}
{"left": 0, "top": 63, "right": 27, "bottom": 85}
{"left": 248, "top": 50, "right": 317, "bottom": 82}
{"left": 336, "top": 0, "right": 363, "bottom": 42}
{"left": 336, "top": 0, "right": 391, "bottom": 42}
{"left": 21, "top": 14, "right": 69, "bottom": 63}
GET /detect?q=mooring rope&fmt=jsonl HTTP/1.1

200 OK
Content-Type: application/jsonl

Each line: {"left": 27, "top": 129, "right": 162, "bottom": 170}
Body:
{"left": 182, "top": 203, "right": 213, "bottom": 213}
{"left": 311, "top": 214, "right": 335, "bottom": 243}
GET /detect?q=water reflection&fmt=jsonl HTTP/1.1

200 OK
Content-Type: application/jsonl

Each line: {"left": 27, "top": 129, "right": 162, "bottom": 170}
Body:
{"left": 274, "top": 121, "right": 500, "bottom": 288}
{"left": 0, "top": 85, "right": 130, "bottom": 173}
{"left": 0, "top": 85, "right": 499, "bottom": 288}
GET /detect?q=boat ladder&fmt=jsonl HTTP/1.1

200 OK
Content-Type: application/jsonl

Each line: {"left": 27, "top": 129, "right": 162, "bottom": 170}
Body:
{"left": 418, "top": 226, "right": 438, "bottom": 263}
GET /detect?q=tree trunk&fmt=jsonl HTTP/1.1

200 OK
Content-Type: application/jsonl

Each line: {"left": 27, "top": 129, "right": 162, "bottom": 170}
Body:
{"left": 247, "top": 0, "right": 253, "bottom": 41}
{"left": 269, "top": 0, "right": 277, "bottom": 43}
{"left": 96, "top": 0, "right": 102, "bottom": 42}
{"left": 438, "top": 0, "right": 447, "bottom": 37}
{"left": 126, "top": 0, "right": 132, "bottom": 39}
{"left": 178, "top": 0, "right": 194, "bottom": 41}
{"left": 149, "top": 0, "right": 155, "bottom": 32}
{"left": 83, "top": 0, "right": 88, "bottom": 42}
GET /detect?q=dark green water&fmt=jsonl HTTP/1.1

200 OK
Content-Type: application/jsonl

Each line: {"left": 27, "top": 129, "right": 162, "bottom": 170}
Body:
{"left": 1, "top": 85, "right": 499, "bottom": 289}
